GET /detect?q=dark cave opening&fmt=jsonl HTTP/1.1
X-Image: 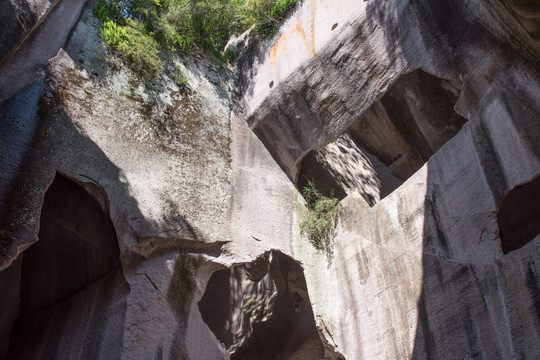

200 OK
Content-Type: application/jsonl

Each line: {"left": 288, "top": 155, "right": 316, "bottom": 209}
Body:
{"left": 297, "top": 69, "right": 467, "bottom": 206}
{"left": 198, "top": 251, "right": 326, "bottom": 360}
{"left": 19, "top": 173, "right": 120, "bottom": 314}
{"left": 0, "top": 173, "right": 127, "bottom": 359}
{"left": 498, "top": 176, "right": 540, "bottom": 254}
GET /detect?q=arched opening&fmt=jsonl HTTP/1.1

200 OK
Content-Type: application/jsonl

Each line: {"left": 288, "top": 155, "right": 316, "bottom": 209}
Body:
{"left": 0, "top": 173, "right": 128, "bottom": 359}
{"left": 198, "top": 251, "right": 332, "bottom": 359}
{"left": 297, "top": 69, "right": 467, "bottom": 206}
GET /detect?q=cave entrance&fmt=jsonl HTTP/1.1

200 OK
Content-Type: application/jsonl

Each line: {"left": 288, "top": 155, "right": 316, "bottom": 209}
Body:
{"left": 297, "top": 69, "right": 467, "bottom": 206}
{"left": 198, "top": 251, "right": 329, "bottom": 360}
{"left": 498, "top": 176, "right": 540, "bottom": 254}
{"left": 0, "top": 173, "right": 128, "bottom": 359}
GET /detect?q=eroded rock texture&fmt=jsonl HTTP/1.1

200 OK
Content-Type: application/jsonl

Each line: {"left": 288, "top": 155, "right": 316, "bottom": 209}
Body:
{"left": 199, "top": 252, "right": 326, "bottom": 359}
{"left": 347, "top": 69, "right": 467, "bottom": 182}
{"left": 0, "top": 0, "right": 53, "bottom": 62}
{"left": 235, "top": 0, "right": 540, "bottom": 359}
{"left": 297, "top": 69, "right": 465, "bottom": 205}
{"left": 500, "top": 0, "right": 540, "bottom": 42}
{"left": 0, "top": 0, "right": 89, "bottom": 101}
{"left": 0, "top": 3, "right": 234, "bottom": 359}
{"left": 0, "top": 0, "right": 539, "bottom": 359}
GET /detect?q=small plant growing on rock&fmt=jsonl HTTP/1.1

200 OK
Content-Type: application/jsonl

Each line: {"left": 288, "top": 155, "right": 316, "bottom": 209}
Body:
{"left": 299, "top": 178, "right": 340, "bottom": 252}
{"left": 171, "top": 66, "right": 189, "bottom": 87}
{"left": 100, "top": 21, "right": 129, "bottom": 47}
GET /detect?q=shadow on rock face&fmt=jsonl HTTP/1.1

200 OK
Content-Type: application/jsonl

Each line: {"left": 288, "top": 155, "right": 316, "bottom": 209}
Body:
{"left": 498, "top": 176, "right": 540, "bottom": 254}
{"left": 20, "top": 173, "right": 121, "bottom": 313}
{"left": 497, "top": 0, "right": 540, "bottom": 44}
{"left": 0, "top": 80, "right": 43, "bottom": 216}
{"left": 297, "top": 69, "right": 466, "bottom": 207}
{"left": 198, "top": 251, "right": 330, "bottom": 360}
{"left": 0, "top": 0, "right": 45, "bottom": 62}
{"left": 0, "top": 69, "right": 175, "bottom": 359}
{"left": 3, "top": 173, "right": 129, "bottom": 360}
{"left": 365, "top": 2, "right": 540, "bottom": 358}
{"left": 1, "top": 43, "right": 229, "bottom": 358}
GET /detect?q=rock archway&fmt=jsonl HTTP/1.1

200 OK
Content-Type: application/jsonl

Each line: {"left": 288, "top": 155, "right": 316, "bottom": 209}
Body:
{"left": 298, "top": 69, "right": 467, "bottom": 205}
{"left": 199, "top": 251, "right": 335, "bottom": 359}
{"left": 0, "top": 173, "right": 128, "bottom": 359}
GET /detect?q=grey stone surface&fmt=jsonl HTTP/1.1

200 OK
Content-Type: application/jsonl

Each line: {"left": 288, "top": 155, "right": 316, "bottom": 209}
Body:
{"left": 0, "top": 0, "right": 539, "bottom": 359}
{"left": 0, "top": 0, "right": 53, "bottom": 62}
{"left": 0, "top": 5, "right": 235, "bottom": 358}
{"left": 234, "top": 0, "right": 540, "bottom": 358}
{"left": 237, "top": 0, "right": 540, "bottom": 182}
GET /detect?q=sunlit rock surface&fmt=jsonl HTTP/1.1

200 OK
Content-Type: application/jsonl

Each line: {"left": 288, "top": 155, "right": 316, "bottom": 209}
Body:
{"left": 0, "top": 0, "right": 539, "bottom": 359}
{"left": 236, "top": 0, "right": 540, "bottom": 359}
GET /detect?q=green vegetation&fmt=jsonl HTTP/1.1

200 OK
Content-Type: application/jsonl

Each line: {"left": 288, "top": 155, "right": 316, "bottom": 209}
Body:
{"left": 93, "top": 0, "right": 301, "bottom": 81}
{"left": 243, "top": 0, "right": 301, "bottom": 37}
{"left": 299, "top": 178, "right": 340, "bottom": 252}
{"left": 170, "top": 65, "right": 189, "bottom": 86}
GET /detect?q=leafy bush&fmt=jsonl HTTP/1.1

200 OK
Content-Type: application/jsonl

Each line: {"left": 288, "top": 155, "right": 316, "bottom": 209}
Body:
{"left": 92, "top": 0, "right": 110, "bottom": 23}
{"left": 118, "top": 20, "right": 163, "bottom": 80}
{"left": 93, "top": 0, "right": 301, "bottom": 80}
{"left": 248, "top": 0, "right": 300, "bottom": 36}
{"left": 299, "top": 179, "right": 340, "bottom": 252}
{"left": 100, "top": 20, "right": 129, "bottom": 47}
{"left": 97, "top": 16, "right": 161, "bottom": 81}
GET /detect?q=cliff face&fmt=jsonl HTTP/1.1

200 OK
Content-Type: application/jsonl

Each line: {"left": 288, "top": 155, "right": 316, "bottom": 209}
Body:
{"left": 236, "top": 1, "right": 540, "bottom": 359}
{"left": 0, "top": 5, "right": 235, "bottom": 358}
{"left": 0, "top": 0, "right": 539, "bottom": 359}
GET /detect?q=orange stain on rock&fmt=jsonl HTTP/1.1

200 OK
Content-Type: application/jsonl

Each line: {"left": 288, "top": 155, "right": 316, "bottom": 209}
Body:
{"left": 271, "top": 32, "right": 288, "bottom": 67}
{"left": 269, "top": 0, "right": 318, "bottom": 69}
{"left": 311, "top": 0, "right": 318, "bottom": 58}
{"left": 293, "top": 19, "right": 318, "bottom": 59}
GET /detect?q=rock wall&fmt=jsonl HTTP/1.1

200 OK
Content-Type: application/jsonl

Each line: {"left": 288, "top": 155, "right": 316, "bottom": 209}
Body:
{"left": 235, "top": 0, "right": 540, "bottom": 359}
{"left": 0, "top": 0, "right": 538, "bottom": 359}
{"left": 500, "top": 0, "right": 540, "bottom": 43}
{"left": 0, "top": 0, "right": 53, "bottom": 62}
{"left": 199, "top": 251, "right": 326, "bottom": 359}
{"left": 237, "top": 0, "right": 540, "bottom": 182}
{"left": 0, "top": 0, "right": 89, "bottom": 102}
{"left": 0, "top": 4, "right": 236, "bottom": 359}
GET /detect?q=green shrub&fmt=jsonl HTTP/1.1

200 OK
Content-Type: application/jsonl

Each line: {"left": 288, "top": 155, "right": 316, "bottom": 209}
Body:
{"left": 119, "top": 20, "right": 163, "bottom": 80}
{"left": 92, "top": 0, "right": 110, "bottom": 23}
{"left": 100, "top": 21, "right": 129, "bottom": 47}
{"left": 97, "top": 15, "right": 162, "bottom": 81}
{"left": 220, "top": 48, "right": 235, "bottom": 63}
{"left": 173, "top": 33, "right": 195, "bottom": 53}
{"left": 299, "top": 179, "right": 340, "bottom": 252}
